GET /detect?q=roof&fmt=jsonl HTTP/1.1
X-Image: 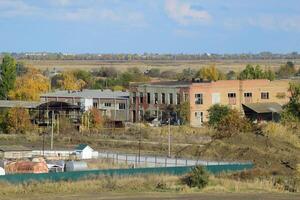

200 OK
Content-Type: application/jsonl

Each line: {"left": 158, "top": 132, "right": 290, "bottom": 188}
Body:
{"left": 0, "top": 100, "right": 40, "bottom": 109}
{"left": 132, "top": 81, "right": 191, "bottom": 88}
{"left": 75, "top": 144, "right": 91, "bottom": 151}
{"left": 243, "top": 102, "right": 283, "bottom": 114}
{"left": 0, "top": 146, "right": 32, "bottom": 152}
{"left": 41, "top": 89, "right": 129, "bottom": 100}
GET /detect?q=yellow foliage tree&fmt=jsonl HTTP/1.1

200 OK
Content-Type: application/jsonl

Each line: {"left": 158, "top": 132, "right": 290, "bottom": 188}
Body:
{"left": 9, "top": 68, "right": 50, "bottom": 101}
{"left": 6, "top": 107, "right": 32, "bottom": 134}
{"left": 58, "top": 71, "right": 86, "bottom": 90}
{"left": 196, "top": 65, "right": 225, "bottom": 81}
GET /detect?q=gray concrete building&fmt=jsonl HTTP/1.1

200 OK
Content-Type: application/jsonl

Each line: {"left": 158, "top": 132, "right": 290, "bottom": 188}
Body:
{"left": 40, "top": 89, "right": 130, "bottom": 123}
{"left": 129, "top": 81, "right": 190, "bottom": 122}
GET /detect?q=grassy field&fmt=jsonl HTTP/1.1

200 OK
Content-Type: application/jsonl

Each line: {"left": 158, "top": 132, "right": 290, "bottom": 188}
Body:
{"left": 20, "top": 59, "right": 300, "bottom": 72}
{"left": 0, "top": 174, "right": 298, "bottom": 200}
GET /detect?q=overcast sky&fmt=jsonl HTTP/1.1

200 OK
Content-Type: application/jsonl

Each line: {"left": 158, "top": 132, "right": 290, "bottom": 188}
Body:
{"left": 0, "top": 0, "right": 299, "bottom": 54}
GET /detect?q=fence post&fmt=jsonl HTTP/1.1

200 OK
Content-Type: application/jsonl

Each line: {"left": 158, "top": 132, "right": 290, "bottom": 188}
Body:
{"left": 125, "top": 154, "right": 128, "bottom": 164}
{"left": 154, "top": 155, "right": 157, "bottom": 167}
{"left": 175, "top": 158, "right": 177, "bottom": 166}
{"left": 165, "top": 157, "right": 167, "bottom": 167}
{"left": 145, "top": 156, "right": 147, "bottom": 167}
{"left": 116, "top": 153, "right": 118, "bottom": 164}
{"left": 185, "top": 159, "right": 188, "bottom": 166}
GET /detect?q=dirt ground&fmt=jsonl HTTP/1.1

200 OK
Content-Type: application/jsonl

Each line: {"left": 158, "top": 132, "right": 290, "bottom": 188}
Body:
{"left": 4, "top": 192, "right": 300, "bottom": 200}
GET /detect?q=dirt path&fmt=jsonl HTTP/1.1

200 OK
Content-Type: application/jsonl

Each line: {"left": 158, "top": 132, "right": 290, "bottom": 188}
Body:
{"left": 4, "top": 192, "right": 300, "bottom": 200}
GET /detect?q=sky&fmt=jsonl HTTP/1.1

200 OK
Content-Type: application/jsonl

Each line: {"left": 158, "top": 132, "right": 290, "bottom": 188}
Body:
{"left": 0, "top": 0, "right": 299, "bottom": 54}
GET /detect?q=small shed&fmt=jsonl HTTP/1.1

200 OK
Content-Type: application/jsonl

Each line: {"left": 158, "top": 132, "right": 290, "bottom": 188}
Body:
{"left": 74, "top": 144, "right": 94, "bottom": 159}
{"left": 243, "top": 102, "right": 283, "bottom": 122}
{"left": 0, "top": 146, "right": 32, "bottom": 159}
{"left": 0, "top": 167, "right": 5, "bottom": 176}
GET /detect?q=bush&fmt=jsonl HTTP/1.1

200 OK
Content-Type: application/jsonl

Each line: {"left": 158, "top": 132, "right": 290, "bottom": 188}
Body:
{"left": 208, "top": 104, "right": 231, "bottom": 127}
{"left": 182, "top": 166, "right": 209, "bottom": 189}
{"left": 214, "top": 109, "right": 252, "bottom": 139}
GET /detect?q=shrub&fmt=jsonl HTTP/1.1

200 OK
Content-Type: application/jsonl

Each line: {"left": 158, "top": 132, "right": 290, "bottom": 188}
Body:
{"left": 207, "top": 104, "right": 231, "bottom": 127}
{"left": 214, "top": 109, "right": 252, "bottom": 139}
{"left": 182, "top": 166, "right": 209, "bottom": 189}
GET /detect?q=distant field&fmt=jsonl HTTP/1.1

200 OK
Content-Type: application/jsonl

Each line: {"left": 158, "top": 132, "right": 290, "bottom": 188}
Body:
{"left": 20, "top": 59, "right": 300, "bottom": 72}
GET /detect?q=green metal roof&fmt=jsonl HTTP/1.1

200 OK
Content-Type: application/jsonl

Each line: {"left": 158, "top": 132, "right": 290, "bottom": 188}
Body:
{"left": 243, "top": 102, "right": 283, "bottom": 114}
{"left": 75, "top": 144, "right": 89, "bottom": 151}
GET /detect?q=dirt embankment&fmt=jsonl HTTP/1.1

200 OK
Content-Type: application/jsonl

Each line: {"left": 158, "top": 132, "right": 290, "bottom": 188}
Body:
{"left": 184, "top": 131, "right": 300, "bottom": 176}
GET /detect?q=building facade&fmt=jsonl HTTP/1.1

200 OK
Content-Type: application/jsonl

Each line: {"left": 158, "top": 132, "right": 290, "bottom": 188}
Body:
{"left": 40, "top": 89, "right": 130, "bottom": 123}
{"left": 129, "top": 79, "right": 291, "bottom": 127}
{"left": 129, "top": 81, "right": 190, "bottom": 122}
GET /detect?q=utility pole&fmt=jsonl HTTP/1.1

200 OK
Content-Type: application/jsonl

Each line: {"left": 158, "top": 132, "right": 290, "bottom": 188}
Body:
{"left": 168, "top": 117, "right": 171, "bottom": 158}
{"left": 56, "top": 114, "right": 59, "bottom": 135}
{"left": 51, "top": 110, "right": 54, "bottom": 150}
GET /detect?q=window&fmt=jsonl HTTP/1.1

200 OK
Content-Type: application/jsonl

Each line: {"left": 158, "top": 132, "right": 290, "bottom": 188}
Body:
{"left": 212, "top": 93, "right": 220, "bottom": 104}
{"left": 169, "top": 93, "right": 173, "bottom": 104}
{"left": 244, "top": 92, "right": 252, "bottom": 103}
{"left": 228, "top": 93, "right": 236, "bottom": 105}
{"left": 177, "top": 93, "right": 180, "bottom": 105}
{"left": 261, "top": 92, "right": 269, "bottom": 99}
{"left": 184, "top": 94, "right": 189, "bottom": 102}
{"left": 195, "top": 94, "right": 203, "bottom": 104}
{"left": 161, "top": 93, "right": 166, "bottom": 104}
{"left": 228, "top": 93, "right": 236, "bottom": 98}
{"left": 119, "top": 103, "right": 126, "bottom": 110}
{"left": 132, "top": 92, "right": 136, "bottom": 104}
{"left": 154, "top": 93, "right": 158, "bottom": 104}
{"left": 244, "top": 92, "right": 252, "bottom": 97}
{"left": 195, "top": 111, "right": 204, "bottom": 123}
{"left": 147, "top": 93, "right": 151, "bottom": 104}
{"left": 104, "top": 102, "right": 111, "bottom": 107}
{"left": 93, "top": 102, "right": 98, "bottom": 108}
{"left": 139, "top": 92, "right": 143, "bottom": 103}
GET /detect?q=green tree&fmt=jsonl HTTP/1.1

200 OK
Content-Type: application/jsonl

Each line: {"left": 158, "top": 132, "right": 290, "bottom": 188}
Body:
{"left": 277, "top": 61, "right": 296, "bottom": 78}
{"left": 239, "top": 64, "right": 265, "bottom": 80}
{"left": 176, "top": 101, "right": 190, "bottom": 124}
{"left": 207, "top": 104, "right": 231, "bottom": 127}
{"left": 0, "top": 55, "right": 16, "bottom": 99}
{"left": 147, "top": 68, "right": 160, "bottom": 77}
{"left": 214, "top": 109, "right": 252, "bottom": 139}
{"left": 226, "top": 70, "right": 238, "bottom": 80}
{"left": 283, "top": 82, "right": 300, "bottom": 119}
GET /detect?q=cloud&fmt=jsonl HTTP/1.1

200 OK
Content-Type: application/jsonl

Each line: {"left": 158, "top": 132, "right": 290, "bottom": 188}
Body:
{"left": 0, "top": 0, "right": 40, "bottom": 18}
{"left": 248, "top": 15, "right": 300, "bottom": 32}
{"left": 0, "top": 0, "right": 147, "bottom": 27}
{"left": 165, "top": 0, "right": 212, "bottom": 25}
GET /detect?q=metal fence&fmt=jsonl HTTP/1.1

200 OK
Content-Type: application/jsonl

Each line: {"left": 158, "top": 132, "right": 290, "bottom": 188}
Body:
{"left": 0, "top": 164, "right": 254, "bottom": 184}
{"left": 98, "top": 152, "right": 250, "bottom": 167}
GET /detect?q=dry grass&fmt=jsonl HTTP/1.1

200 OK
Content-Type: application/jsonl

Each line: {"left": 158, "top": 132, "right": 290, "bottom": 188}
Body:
{"left": 262, "top": 123, "right": 300, "bottom": 148}
{"left": 0, "top": 174, "right": 289, "bottom": 197}
{"left": 21, "top": 59, "right": 299, "bottom": 73}
{"left": 202, "top": 176, "right": 286, "bottom": 193}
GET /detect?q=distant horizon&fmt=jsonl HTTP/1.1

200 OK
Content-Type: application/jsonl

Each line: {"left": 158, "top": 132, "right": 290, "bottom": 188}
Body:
{"left": 2, "top": 51, "right": 300, "bottom": 55}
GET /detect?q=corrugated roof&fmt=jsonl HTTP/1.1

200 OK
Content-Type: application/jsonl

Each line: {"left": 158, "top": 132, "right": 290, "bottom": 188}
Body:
{"left": 132, "top": 81, "right": 191, "bottom": 87}
{"left": 243, "top": 102, "right": 283, "bottom": 113}
{"left": 41, "top": 89, "right": 129, "bottom": 99}
{"left": 0, "top": 146, "right": 32, "bottom": 152}
{"left": 0, "top": 100, "right": 40, "bottom": 109}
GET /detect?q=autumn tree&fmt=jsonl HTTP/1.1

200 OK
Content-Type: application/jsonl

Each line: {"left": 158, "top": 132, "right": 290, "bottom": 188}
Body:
{"left": 0, "top": 55, "right": 16, "bottom": 99}
{"left": 196, "top": 65, "right": 225, "bottom": 81}
{"left": 176, "top": 101, "right": 190, "bottom": 124}
{"left": 89, "top": 107, "right": 103, "bottom": 129}
{"left": 58, "top": 71, "right": 86, "bottom": 90}
{"left": 9, "top": 68, "right": 50, "bottom": 101}
{"left": 6, "top": 107, "right": 32, "bottom": 134}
